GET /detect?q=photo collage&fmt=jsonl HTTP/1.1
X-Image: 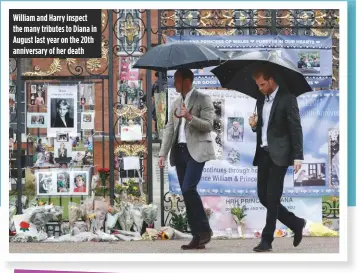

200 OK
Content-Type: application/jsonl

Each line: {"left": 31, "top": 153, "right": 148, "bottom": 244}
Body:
{"left": 118, "top": 56, "right": 143, "bottom": 106}
{"left": 37, "top": 170, "right": 89, "bottom": 196}
{"left": 116, "top": 56, "right": 144, "bottom": 184}
{"left": 26, "top": 83, "right": 95, "bottom": 196}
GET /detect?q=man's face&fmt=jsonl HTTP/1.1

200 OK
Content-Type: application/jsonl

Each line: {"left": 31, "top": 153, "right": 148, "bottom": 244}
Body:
{"left": 254, "top": 75, "right": 273, "bottom": 95}
{"left": 174, "top": 72, "right": 184, "bottom": 93}
{"left": 58, "top": 105, "right": 68, "bottom": 117}
{"left": 174, "top": 72, "right": 190, "bottom": 93}
{"left": 233, "top": 122, "right": 239, "bottom": 128}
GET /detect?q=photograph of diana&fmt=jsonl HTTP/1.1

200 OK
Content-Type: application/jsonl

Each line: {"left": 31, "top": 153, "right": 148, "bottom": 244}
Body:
{"left": 51, "top": 99, "right": 75, "bottom": 128}
{"left": 47, "top": 85, "right": 78, "bottom": 137}
{"left": 71, "top": 171, "right": 89, "bottom": 195}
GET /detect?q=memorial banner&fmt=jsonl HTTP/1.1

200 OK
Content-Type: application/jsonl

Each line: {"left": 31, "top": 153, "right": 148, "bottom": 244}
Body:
{"left": 166, "top": 35, "right": 333, "bottom": 89}
{"left": 202, "top": 196, "right": 322, "bottom": 236}
{"left": 167, "top": 89, "right": 339, "bottom": 197}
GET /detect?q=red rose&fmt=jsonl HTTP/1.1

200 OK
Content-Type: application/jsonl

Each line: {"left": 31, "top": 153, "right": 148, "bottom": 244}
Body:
{"left": 97, "top": 168, "right": 104, "bottom": 172}
{"left": 20, "top": 221, "right": 30, "bottom": 229}
{"left": 103, "top": 168, "right": 110, "bottom": 172}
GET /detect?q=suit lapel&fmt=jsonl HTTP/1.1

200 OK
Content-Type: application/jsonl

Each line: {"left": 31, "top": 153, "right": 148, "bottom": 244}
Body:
{"left": 268, "top": 89, "right": 282, "bottom": 124}
{"left": 173, "top": 96, "right": 182, "bottom": 131}
{"left": 187, "top": 89, "right": 198, "bottom": 112}
{"left": 257, "top": 97, "right": 265, "bottom": 128}
{"left": 173, "top": 89, "right": 197, "bottom": 133}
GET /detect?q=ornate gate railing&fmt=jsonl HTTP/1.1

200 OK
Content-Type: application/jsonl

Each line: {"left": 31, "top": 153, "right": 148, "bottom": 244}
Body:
{"left": 9, "top": 10, "right": 111, "bottom": 215}
{"left": 155, "top": 9, "right": 340, "bottom": 227}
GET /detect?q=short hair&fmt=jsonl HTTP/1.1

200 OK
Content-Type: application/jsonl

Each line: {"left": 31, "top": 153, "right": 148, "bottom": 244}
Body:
{"left": 56, "top": 99, "right": 70, "bottom": 109}
{"left": 175, "top": 68, "right": 194, "bottom": 82}
{"left": 75, "top": 174, "right": 84, "bottom": 181}
{"left": 252, "top": 64, "right": 276, "bottom": 81}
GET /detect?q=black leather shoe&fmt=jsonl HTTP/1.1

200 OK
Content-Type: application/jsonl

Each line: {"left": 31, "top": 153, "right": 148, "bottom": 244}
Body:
{"left": 253, "top": 241, "right": 272, "bottom": 252}
{"left": 293, "top": 219, "right": 307, "bottom": 247}
{"left": 181, "top": 236, "right": 201, "bottom": 250}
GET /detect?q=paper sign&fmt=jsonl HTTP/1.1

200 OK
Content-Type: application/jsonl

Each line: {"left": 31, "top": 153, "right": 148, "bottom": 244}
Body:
{"left": 13, "top": 214, "right": 38, "bottom": 236}
{"left": 123, "top": 156, "right": 140, "bottom": 170}
{"left": 121, "top": 124, "right": 142, "bottom": 141}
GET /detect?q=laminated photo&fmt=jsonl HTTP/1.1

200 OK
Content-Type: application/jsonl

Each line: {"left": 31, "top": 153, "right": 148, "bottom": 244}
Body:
{"left": 27, "top": 113, "right": 47, "bottom": 128}
{"left": 47, "top": 85, "right": 78, "bottom": 137}
{"left": 36, "top": 171, "right": 56, "bottom": 195}
{"left": 71, "top": 171, "right": 89, "bottom": 195}
{"left": 81, "top": 112, "right": 95, "bottom": 130}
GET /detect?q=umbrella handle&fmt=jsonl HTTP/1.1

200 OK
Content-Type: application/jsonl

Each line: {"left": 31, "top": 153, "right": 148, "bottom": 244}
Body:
{"left": 174, "top": 103, "right": 185, "bottom": 119}
{"left": 174, "top": 108, "right": 181, "bottom": 119}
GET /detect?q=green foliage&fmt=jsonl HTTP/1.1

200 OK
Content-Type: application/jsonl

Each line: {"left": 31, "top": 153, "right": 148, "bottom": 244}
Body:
{"left": 169, "top": 209, "right": 189, "bottom": 233}
{"left": 230, "top": 206, "right": 247, "bottom": 224}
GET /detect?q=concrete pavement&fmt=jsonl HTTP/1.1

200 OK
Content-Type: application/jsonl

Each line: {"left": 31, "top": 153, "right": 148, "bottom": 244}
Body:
{"left": 9, "top": 237, "right": 339, "bottom": 253}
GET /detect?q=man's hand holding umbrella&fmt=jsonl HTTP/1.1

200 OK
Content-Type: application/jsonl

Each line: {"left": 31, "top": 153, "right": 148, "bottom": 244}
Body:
{"left": 174, "top": 102, "right": 193, "bottom": 121}
{"left": 248, "top": 112, "right": 258, "bottom": 129}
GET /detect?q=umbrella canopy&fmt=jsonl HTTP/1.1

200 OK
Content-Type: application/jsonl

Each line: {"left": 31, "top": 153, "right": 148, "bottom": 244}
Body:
{"left": 133, "top": 42, "right": 228, "bottom": 71}
{"left": 211, "top": 51, "right": 312, "bottom": 99}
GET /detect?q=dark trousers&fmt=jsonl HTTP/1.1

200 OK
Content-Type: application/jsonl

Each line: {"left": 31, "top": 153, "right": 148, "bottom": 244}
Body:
{"left": 175, "top": 143, "right": 211, "bottom": 236}
{"left": 257, "top": 147, "right": 303, "bottom": 244}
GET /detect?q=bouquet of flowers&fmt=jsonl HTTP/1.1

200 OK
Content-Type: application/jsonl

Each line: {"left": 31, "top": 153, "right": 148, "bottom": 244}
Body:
{"left": 230, "top": 205, "right": 247, "bottom": 238}
{"left": 94, "top": 200, "right": 108, "bottom": 231}
{"left": 169, "top": 208, "right": 188, "bottom": 233}
{"left": 141, "top": 203, "right": 158, "bottom": 225}
{"left": 118, "top": 202, "right": 134, "bottom": 231}
{"left": 96, "top": 168, "right": 110, "bottom": 197}
{"left": 68, "top": 202, "right": 81, "bottom": 229}
{"left": 114, "top": 178, "right": 141, "bottom": 202}
{"left": 80, "top": 197, "right": 94, "bottom": 231}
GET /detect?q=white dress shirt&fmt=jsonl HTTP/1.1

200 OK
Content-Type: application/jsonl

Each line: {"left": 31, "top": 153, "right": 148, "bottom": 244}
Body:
{"left": 261, "top": 86, "right": 279, "bottom": 147}
{"left": 178, "top": 87, "right": 195, "bottom": 143}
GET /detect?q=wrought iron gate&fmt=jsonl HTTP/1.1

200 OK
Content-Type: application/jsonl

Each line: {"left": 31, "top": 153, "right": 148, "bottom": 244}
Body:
{"left": 154, "top": 9, "right": 340, "bottom": 227}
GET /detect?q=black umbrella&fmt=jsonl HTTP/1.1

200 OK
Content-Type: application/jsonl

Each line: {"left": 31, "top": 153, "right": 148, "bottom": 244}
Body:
{"left": 211, "top": 51, "right": 312, "bottom": 99}
{"left": 133, "top": 42, "right": 228, "bottom": 71}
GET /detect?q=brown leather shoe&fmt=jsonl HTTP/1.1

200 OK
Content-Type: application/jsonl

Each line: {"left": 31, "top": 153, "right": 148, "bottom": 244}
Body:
{"left": 181, "top": 236, "right": 201, "bottom": 250}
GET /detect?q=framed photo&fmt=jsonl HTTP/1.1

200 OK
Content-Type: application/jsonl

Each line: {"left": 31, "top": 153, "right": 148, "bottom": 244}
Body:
{"left": 56, "top": 132, "right": 69, "bottom": 142}
{"left": 54, "top": 139, "right": 73, "bottom": 161}
{"left": 9, "top": 93, "right": 16, "bottom": 113}
{"left": 29, "top": 84, "right": 46, "bottom": 106}
{"left": 31, "top": 85, "right": 37, "bottom": 94}
{"left": 227, "top": 117, "right": 244, "bottom": 142}
{"left": 72, "top": 151, "right": 86, "bottom": 166}
{"left": 36, "top": 171, "right": 55, "bottom": 196}
{"left": 328, "top": 128, "right": 339, "bottom": 187}
{"left": 27, "top": 113, "right": 47, "bottom": 128}
{"left": 79, "top": 83, "right": 95, "bottom": 106}
{"left": 81, "top": 112, "right": 95, "bottom": 130}
{"left": 293, "top": 163, "right": 326, "bottom": 187}
{"left": 56, "top": 171, "right": 71, "bottom": 194}
{"left": 47, "top": 85, "right": 78, "bottom": 137}
{"left": 71, "top": 171, "right": 89, "bottom": 195}
{"left": 297, "top": 51, "right": 321, "bottom": 74}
